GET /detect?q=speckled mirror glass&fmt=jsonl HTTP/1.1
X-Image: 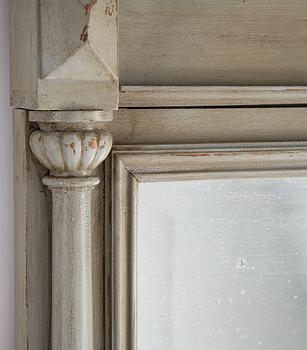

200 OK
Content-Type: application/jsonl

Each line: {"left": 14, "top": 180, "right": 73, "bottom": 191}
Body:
{"left": 137, "top": 178, "right": 307, "bottom": 350}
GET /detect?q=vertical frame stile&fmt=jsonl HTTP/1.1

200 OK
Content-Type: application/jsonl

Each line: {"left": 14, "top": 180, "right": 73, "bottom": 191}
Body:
{"left": 128, "top": 172, "right": 138, "bottom": 350}
{"left": 13, "top": 110, "right": 28, "bottom": 350}
{"left": 104, "top": 155, "right": 113, "bottom": 350}
{"left": 91, "top": 164, "right": 105, "bottom": 350}
{"left": 131, "top": 175, "right": 138, "bottom": 350}
{"left": 13, "top": 110, "right": 52, "bottom": 350}
{"left": 112, "top": 154, "right": 139, "bottom": 350}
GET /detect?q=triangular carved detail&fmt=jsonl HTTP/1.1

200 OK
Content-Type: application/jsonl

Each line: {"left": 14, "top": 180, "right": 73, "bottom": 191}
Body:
{"left": 45, "top": 43, "right": 117, "bottom": 82}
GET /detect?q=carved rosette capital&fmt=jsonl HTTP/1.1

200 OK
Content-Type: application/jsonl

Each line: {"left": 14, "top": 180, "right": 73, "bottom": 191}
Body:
{"left": 29, "top": 110, "right": 113, "bottom": 177}
{"left": 30, "top": 130, "right": 112, "bottom": 177}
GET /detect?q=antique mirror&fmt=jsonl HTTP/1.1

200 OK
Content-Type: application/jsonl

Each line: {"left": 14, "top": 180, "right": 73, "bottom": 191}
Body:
{"left": 11, "top": 1, "right": 307, "bottom": 349}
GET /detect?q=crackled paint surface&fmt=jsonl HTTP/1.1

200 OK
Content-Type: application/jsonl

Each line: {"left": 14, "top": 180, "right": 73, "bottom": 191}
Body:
{"left": 44, "top": 177, "right": 99, "bottom": 350}
{"left": 137, "top": 177, "right": 307, "bottom": 350}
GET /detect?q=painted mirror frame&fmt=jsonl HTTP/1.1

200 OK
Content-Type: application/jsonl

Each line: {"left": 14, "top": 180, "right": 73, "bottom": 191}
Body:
{"left": 10, "top": 1, "right": 307, "bottom": 349}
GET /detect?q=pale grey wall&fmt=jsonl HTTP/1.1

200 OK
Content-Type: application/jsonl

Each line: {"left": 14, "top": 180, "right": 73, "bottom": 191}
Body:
{"left": 0, "top": 0, "right": 14, "bottom": 348}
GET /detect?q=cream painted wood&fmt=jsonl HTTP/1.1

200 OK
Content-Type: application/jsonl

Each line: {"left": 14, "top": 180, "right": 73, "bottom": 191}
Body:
{"left": 111, "top": 142, "right": 307, "bottom": 350}
{"left": 10, "top": 0, "right": 118, "bottom": 110}
{"left": 106, "top": 108, "right": 307, "bottom": 144}
{"left": 28, "top": 111, "right": 113, "bottom": 350}
{"left": 45, "top": 177, "right": 99, "bottom": 350}
{"left": 30, "top": 130, "right": 112, "bottom": 177}
{"left": 11, "top": 0, "right": 307, "bottom": 348}
{"left": 13, "top": 110, "right": 51, "bottom": 350}
{"left": 119, "top": 0, "right": 307, "bottom": 86}
{"left": 13, "top": 110, "right": 28, "bottom": 350}
{"left": 15, "top": 106, "right": 307, "bottom": 349}
{"left": 14, "top": 110, "right": 107, "bottom": 350}
{"left": 120, "top": 86, "right": 307, "bottom": 107}
{"left": 10, "top": 0, "right": 307, "bottom": 110}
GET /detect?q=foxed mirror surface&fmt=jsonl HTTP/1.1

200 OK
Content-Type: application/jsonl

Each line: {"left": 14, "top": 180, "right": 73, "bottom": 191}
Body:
{"left": 137, "top": 177, "right": 307, "bottom": 350}
{"left": 120, "top": 0, "right": 307, "bottom": 85}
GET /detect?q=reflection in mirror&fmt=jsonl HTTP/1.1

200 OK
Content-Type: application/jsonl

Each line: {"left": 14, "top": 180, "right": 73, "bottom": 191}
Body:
{"left": 137, "top": 178, "right": 307, "bottom": 350}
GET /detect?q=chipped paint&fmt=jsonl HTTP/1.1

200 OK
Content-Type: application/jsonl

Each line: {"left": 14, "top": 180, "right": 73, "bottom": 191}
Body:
{"left": 172, "top": 150, "right": 304, "bottom": 158}
{"left": 80, "top": 24, "right": 89, "bottom": 42}
{"left": 30, "top": 130, "right": 112, "bottom": 177}
{"left": 80, "top": 0, "right": 99, "bottom": 42}
{"left": 98, "top": 142, "right": 106, "bottom": 150}
{"left": 84, "top": 0, "right": 97, "bottom": 16}
{"left": 105, "top": 1, "right": 115, "bottom": 16}
{"left": 88, "top": 138, "right": 97, "bottom": 149}
{"left": 64, "top": 142, "right": 76, "bottom": 155}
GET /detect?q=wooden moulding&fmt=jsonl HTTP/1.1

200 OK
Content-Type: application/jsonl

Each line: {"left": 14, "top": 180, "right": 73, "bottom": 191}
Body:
{"left": 10, "top": 0, "right": 118, "bottom": 110}
{"left": 14, "top": 110, "right": 51, "bottom": 350}
{"left": 111, "top": 141, "right": 307, "bottom": 350}
{"left": 14, "top": 106, "right": 307, "bottom": 349}
{"left": 119, "top": 0, "right": 307, "bottom": 87}
{"left": 29, "top": 111, "right": 113, "bottom": 350}
{"left": 14, "top": 110, "right": 113, "bottom": 350}
{"left": 10, "top": 1, "right": 307, "bottom": 348}
{"left": 105, "top": 107, "right": 307, "bottom": 145}
{"left": 120, "top": 86, "right": 307, "bottom": 107}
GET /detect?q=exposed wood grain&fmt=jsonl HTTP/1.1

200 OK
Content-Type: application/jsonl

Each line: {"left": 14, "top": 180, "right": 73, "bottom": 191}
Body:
{"left": 120, "top": 0, "right": 307, "bottom": 86}
{"left": 120, "top": 86, "right": 307, "bottom": 107}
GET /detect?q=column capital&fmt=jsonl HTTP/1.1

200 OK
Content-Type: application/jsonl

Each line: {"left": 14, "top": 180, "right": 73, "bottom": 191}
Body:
{"left": 29, "top": 110, "right": 113, "bottom": 177}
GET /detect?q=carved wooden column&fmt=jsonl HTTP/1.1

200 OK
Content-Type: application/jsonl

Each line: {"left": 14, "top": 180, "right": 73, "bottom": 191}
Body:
{"left": 11, "top": 0, "right": 118, "bottom": 347}
{"left": 29, "top": 111, "right": 112, "bottom": 350}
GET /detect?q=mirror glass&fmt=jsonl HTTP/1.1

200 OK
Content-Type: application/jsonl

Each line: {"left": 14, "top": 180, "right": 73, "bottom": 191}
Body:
{"left": 137, "top": 177, "right": 307, "bottom": 350}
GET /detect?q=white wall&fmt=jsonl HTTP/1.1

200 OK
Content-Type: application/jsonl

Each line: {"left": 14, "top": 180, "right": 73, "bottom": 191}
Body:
{"left": 0, "top": 0, "right": 14, "bottom": 348}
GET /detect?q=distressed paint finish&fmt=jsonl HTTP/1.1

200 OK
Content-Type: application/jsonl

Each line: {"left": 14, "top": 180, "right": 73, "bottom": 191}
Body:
{"left": 14, "top": 110, "right": 52, "bottom": 350}
{"left": 28, "top": 111, "right": 113, "bottom": 349}
{"left": 10, "top": 0, "right": 118, "bottom": 110}
{"left": 30, "top": 130, "right": 112, "bottom": 176}
{"left": 120, "top": 0, "right": 307, "bottom": 86}
{"left": 17, "top": 104, "right": 307, "bottom": 349}
{"left": 111, "top": 142, "right": 307, "bottom": 350}
{"left": 120, "top": 86, "right": 307, "bottom": 107}
{"left": 106, "top": 108, "right": 307, "bottom": 145}
{"left": 10, "top": 1, "right": 307, "bottom": 349}
{"left": 44, "top": 177, "right": 99, "bottom": 350}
